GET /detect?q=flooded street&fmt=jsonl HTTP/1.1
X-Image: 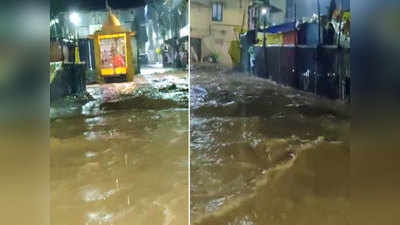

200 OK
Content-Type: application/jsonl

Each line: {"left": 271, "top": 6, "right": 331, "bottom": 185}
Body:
{"left": 50, "top": 71, "right": 188, "bottom": 225}
{"left": 190, "top": 65, "right": 350, "bottom": 225}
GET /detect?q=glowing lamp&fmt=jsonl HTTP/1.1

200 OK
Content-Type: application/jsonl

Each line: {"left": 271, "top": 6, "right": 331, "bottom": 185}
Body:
{"left": 69, "top": 12, "right": 81, "bottom": 26}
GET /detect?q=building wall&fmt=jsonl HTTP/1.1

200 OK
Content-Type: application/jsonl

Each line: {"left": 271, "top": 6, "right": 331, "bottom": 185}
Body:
{"left": 58, "top": 9, "right": 136, "bottom": 39}
{"left": 190, "top": 2, "right": 211, "bottom": 39}
{"left": 191, "top": 0, "right": 251, "bottom": 66}
{"left": 270, "top": 0, "right": 287, "bottom": 25}
{"left": 190, "top": 0, "right": 288, "bottom": 65}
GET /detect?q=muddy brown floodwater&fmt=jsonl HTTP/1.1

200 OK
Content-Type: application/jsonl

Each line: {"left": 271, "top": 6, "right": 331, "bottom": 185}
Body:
{"left": 190, "top": 65, "right": 350, "bottom": 225}
{"left": 50, "top": 73, "right": 188, "bottom": 225}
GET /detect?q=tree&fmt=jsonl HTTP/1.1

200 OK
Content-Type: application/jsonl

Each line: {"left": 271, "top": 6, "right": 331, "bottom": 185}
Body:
{"left": 147, "top": 0, "right": 188, "bottom": 41}
{"left": 328, "top": 0, "right": 337, "bottom": 20}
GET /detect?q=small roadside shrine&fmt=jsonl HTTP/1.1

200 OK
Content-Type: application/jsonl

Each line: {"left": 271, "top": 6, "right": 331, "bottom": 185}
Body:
{"left": 89, "top": 8, "right": 136, "bottom": 82}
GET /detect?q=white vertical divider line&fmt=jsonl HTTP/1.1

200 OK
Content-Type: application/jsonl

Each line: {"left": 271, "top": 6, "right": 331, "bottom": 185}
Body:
{"left": 187, "top": 0, "right": 191, "bottom": 224}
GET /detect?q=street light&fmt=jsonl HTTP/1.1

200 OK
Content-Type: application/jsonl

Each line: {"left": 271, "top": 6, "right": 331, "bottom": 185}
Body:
{"left": 69, "top": 12, "right": 81, "bottom": 63}
{"left": 261, "top": 3, "right": 270, "bottom": 78}
{"left": 69, "top": 12, "right": 81, "bottom": 26}
{"left": 261, "top": 8, "right": 267, "bottom": 15}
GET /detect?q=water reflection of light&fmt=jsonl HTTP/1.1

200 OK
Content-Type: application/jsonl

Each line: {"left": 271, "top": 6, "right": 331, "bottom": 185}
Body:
{"left": 81, "top": 187, "right": 117, "bottom": 202}
{"left": 82, "top": 101, "right": 101, "bottom": 116}
{"left": 83, "top": 131, "right": 99, "bottom": 140}
{"left": 140, "top": 65, "right": 175, "bottom": 76}
{"left": 205, "top": 197, "right": 225, "bottom": 213}
{"left": 84, "top": 129, "right": 121, "bottom": 140}
{"left": 87, "top": 211, "right": 113, "bottom": 223}
{"left": 52, "top": 72, "right": 189, "bottom": 224}
{"left": 238, "top": 216, "right": 255, "bottom": 225}
{"left": 85, "top": 151, "right": 97, "bottom": 158}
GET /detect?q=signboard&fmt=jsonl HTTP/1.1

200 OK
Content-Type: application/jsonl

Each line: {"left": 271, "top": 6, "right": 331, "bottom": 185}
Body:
{"left": 98, "top": 33, "right": 128, "bottom": 75}
{"left": 257, "top": 32, "right": 283, "bottom": 45}
{"left": 343, "top": 11, "right": 350, "bottom": 21}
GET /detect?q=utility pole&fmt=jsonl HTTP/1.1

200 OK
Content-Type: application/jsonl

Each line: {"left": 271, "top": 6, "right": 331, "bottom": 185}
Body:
{"left": 317, "top": 0, "right": 321, "bottom": 45}
{"left": 293, "top": 0, "right": 297, "bottom": 87}
{"left": 294, "top": 0, "right": 297, "bottom": 22}
{"left": 337, "top": 0, "right": 344, "bottom": 48}
{"left": 337, "top": 0, "right": 345, "bottom": 100}
{"left": 315, "top": 0, "right": 321, "bottom": 95}
{"left": 262, "top": 1, "right": 267, "bottom": 48}
{"left": 294, "top": 0, "right": 297, "bottom": 44}
{"left": 261, "top": 0, "right": 270, "bottom": 79}
{"left": 263, "top": 14, "right": 266, "bottom": 47}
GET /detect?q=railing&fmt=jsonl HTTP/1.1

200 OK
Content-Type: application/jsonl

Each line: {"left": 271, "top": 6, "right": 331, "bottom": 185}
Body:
{"left": 252, "top": 45, "right": 350, "bottom": 101}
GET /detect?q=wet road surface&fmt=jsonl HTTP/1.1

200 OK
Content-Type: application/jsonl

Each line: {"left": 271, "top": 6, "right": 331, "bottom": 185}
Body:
{"left": 190, "top": 65, "right": 350, "bottom": 225}
{"left": 50, "top": 72, "right": 188, "bottom": 225}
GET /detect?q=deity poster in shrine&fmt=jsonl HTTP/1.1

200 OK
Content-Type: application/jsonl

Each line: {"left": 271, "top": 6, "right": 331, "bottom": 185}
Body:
{"left": 99, "top": 33, "right": 127, "bottom": 75}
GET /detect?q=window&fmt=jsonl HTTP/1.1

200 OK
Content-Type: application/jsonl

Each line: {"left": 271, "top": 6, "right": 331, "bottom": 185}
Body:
{"left": 212, "top": 2, "right": 223, "bottom": 21}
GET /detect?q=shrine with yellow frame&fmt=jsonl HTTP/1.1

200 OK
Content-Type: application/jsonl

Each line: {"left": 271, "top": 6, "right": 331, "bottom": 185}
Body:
{"left": 89, "top": 10, "right": 136, "bottom": 82}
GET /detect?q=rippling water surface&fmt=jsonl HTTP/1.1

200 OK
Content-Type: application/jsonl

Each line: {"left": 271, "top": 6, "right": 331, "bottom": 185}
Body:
{"left": 51, "top": 74, "right": 188, "bottom": 225}
{"left": 190, "top": 65, "right": 350, "bottom": 225}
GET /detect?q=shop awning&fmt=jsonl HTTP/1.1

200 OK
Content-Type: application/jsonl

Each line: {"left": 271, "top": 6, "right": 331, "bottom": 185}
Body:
{"left": 265, "top": 22, "right": 297, "bottom": 33}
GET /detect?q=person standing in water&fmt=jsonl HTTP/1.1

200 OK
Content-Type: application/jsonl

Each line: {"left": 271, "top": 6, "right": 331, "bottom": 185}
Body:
{"left": 248, "top": 45, "right": 256, "bottom": 75}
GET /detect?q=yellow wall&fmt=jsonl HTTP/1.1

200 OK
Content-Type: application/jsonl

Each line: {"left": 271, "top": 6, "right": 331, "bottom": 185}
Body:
{"left": 190, "top": 2, "right": 211, "bottom": 39}
{"left": 191, "top": 0, "right": 251, "bottom": 66}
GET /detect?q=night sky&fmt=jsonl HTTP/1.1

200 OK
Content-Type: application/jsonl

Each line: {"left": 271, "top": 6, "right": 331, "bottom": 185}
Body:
{"left": 285, "top": 0, "right": 350, "bottom": 21}
{"left": 295, "top": 0, "right": 350, "bottom": 17}
{"left": 51, "top": 0, "right": 147, "bottom": 15}
{"left": 50, "top": 0, "right": 350, "bottom": 19}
